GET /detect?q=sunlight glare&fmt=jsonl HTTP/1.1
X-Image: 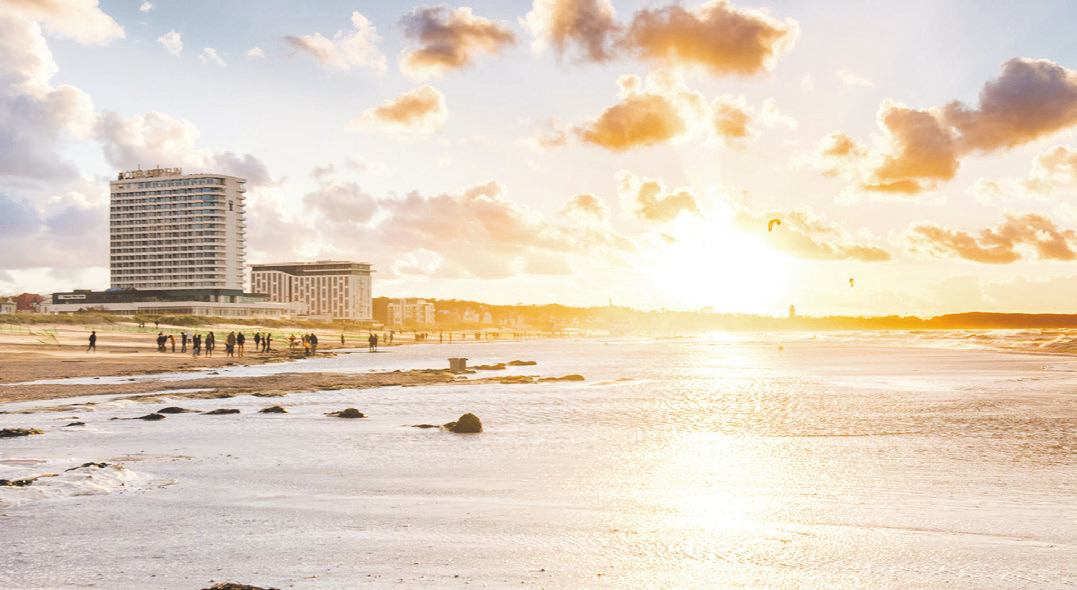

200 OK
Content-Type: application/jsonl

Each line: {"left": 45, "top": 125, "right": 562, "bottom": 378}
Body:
{"left": 647, "top": 208, "right": 795, "bottom": 314}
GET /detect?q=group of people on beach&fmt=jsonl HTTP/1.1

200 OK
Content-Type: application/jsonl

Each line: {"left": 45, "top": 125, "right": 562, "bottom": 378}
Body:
{"left": 288, "top": 333, "right": 319, "bottom": 355}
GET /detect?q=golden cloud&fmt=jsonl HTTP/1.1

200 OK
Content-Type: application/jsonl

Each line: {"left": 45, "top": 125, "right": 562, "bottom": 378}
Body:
{"left": 400, "top": 6, "right": 516, "bottom": 79}
{"left": 349, "top": 85, "right": 448, "bottom": 134}
{"left": 623, "top": 0, "right": 798, "bottom": 75}
{"left": 906, "top": 213, "right": 1077, "bottom": 263}
{"left": 826, "top": 58, "right": 1077, "bottom": 195}
{"left": 617, "top": 170, "right": 701, "bottom": 223}
{"left": 576, "top": 92, "right": 685, "bottom": 150}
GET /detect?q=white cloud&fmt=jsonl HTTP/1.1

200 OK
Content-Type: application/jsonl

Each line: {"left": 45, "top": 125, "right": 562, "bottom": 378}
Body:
{"left": 199, "top": 47, "right": 226, "bottom": 67}
{"left": 246, "top": 46, "right": 265, "bottom": 59}
{"left": 158, "top": 29, "right": 182, "bottom": 56}
{"left": 285, "top": 11, "right": 386, "bottom": 72}
{"left": 140, "top": 2, "right": 152, "bottom": 12}
{"left": 4, "top": 0, "right": 124, "bottom": 45}
{"left": 837, "top": 68, "right": 874, "bottom": 87}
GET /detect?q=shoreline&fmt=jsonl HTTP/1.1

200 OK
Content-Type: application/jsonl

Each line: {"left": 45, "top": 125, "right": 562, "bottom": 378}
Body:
{"left": 0, "top": 323, "right": 429, "bottom": 407}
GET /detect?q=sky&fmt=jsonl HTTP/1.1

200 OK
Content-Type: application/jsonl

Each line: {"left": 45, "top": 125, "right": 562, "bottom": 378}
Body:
{"left": 4, "top": 0, "right": 1077, "bottom": 317}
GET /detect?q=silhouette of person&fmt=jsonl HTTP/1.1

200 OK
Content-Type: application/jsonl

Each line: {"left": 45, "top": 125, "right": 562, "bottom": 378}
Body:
{"left": 87, "top": 330, "right": 96, "bottom": 352}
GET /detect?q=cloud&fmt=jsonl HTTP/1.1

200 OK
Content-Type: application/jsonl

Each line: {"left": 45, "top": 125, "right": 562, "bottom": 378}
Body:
{"left": 0, "top": 13, "right": 95, "bottom": 181}
{"left": 837, "top": 69, "right": 874, "bottom": 88}
{"left": 1028, "top": 145, "right": 1077, "bottom": 187}
{"left": 622, "top": 0, "right": 798, "bottom": 76}
{"left": 731, "top": 206, "right": 891, "bottom": 261}
{"left": 523, "top": 0, "right": 619, "bottom": 62}
{"left": 140, "top": 2, "right": 152, "bottom": 12}
{"left": 577, "top": 91, "right": 684, "bottom": 150}
{"left": 158, "top": 29, "right": 182, "bottom": 56}
{"left": 863, "top": 102, "right": 960, "bottom": 193}
{"left": 246, "top": 46, "right": 264, "bottom": 59}
{"left": 712, "top": 95, "right": 753, "bottom": 139}
{"left": 617, "top": 170, "right": 701, "bottom": 223}
{"left": 349, "top": 85, "right": 447, "bottom": 135}
{"left": 943, "top": 58, "right": 1077, "bottom": 152}
{"left": 302, "top": 181, "right": 378, "bottom": 225}
{"left": 905, "top": 213, "right": 1077, "bottom": 264}
{"left": 826, "top": 58, "right": 1077, "bottom": 195}
{"left": 199, "top": 47, "right": 226, "bottom": 67}
{"left": 298, "top": 177, "right": 636, "bottom": 280}
{"left": 285, "top": 11, "right": 386, "bottom": 72}
{"left": 95, "top": 110, "right": 272, "bottom": 186}
{"left": 569, "top": 70, "right": 787, "bottom": 151}
{"left": 400, "top": 6, "right": 516, "bottom": 79}
{"left": 560, "top": 193, "right": 608, "bottom": 223}
{"left": 4, "top": 0, "right": 124, "bottom": 44}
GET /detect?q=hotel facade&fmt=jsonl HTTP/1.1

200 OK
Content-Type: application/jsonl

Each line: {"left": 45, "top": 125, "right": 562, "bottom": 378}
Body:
{"left": 110, "top": 167, "right": 247, "bottom": 291}
{"left": 41, "top": 168, "right": 294, "bottom": 317}
{"left": 251, "top": 261, "right": 373, "bottom": 321}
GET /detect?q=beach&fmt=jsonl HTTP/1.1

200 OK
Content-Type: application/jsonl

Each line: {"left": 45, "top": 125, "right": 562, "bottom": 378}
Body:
{"left": 0, "top": 324, "right": 458, "bottom": 406}
{"left": 1, "top": 331, "right": 1075, "bottom": 589}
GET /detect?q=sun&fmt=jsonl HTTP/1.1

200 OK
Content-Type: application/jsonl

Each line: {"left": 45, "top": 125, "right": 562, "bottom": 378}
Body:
{"left": 646, "top": 209, "right": 795, "bottom": 314}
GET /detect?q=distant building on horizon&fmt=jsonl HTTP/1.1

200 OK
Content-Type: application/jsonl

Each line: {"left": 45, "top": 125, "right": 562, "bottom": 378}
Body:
{"left": 251, "top": 261, "right": 373, "bottom": 322}
{"left": 110, "top": 167, "right": 247, "bottom": 292}
{"left": 387, "top": 298, "right": 435, "bottom": 326}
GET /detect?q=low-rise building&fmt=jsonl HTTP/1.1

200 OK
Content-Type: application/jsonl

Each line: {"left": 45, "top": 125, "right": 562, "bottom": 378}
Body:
{"left": 387, "top": 298, "right": 435, "bottom": 326}
{"left": 251, "top": 261, "right": 373, "bottom": 321}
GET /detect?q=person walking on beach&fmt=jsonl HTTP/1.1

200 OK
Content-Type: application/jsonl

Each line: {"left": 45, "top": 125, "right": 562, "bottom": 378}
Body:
{"left": 87, "top": 330, "right": 96, "bottom": 352}
{"left": 169, "top": 334, "right": 176, "bottom": 352}
{"left": 237, "top": 332, "right": 245, "bottom": 357}
{"left": 181, "top": 331, "right": 188, "bottom": 353}
{"left": 253, "top": 332, "right": 261, "bottom": 351}
{"left": 263, "top": 333, "right": 271, "bottom": 352}
{"left": 226, "top": 331, "right": 236, "bottom": 357}
{"left": 192, "top": 333, "right": 201, "bottom": 357}
{"left": 206, "top": 332, "right": 215, "bottom": 357}
{"left": 310, "top": 333, "right": 318, "bottom": 355}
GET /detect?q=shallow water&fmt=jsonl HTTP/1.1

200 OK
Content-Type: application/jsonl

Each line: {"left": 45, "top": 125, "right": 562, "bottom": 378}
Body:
{"left": 1, "top": 334, "right": 1074, "bottom": 589}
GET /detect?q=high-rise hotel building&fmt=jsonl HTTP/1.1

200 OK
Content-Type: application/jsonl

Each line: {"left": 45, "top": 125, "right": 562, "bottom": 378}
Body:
{"left": 110, "top": 167, "right": 246, "bottom": 292}
{"left": 251, "top": 261, "right": 373, "bottom": 321}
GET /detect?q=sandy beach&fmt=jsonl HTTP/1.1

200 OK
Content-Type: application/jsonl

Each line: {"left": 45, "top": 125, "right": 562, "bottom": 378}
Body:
{"left": 0, "top": 323, "right": 452, "bottom": 407}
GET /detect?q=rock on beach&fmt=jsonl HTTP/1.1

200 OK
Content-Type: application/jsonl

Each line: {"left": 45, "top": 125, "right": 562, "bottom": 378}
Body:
{"left": 444, "top": 413, "right": 483, "bottom": 433}
{"left": 0, "top": 428, "right": 43, "bottom": 438}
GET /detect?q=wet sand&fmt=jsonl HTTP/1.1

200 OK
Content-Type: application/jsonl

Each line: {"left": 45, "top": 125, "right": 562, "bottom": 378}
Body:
{"left": 0, "top": 323, "right": 444, "bottom": 407}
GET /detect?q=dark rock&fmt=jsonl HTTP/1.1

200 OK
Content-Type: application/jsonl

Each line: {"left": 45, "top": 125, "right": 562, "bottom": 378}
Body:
{"left": 203, "top": 408, "right": 241, "bottom": 415}
{"left": 259, "top": 405, "right": 288, "bottom": 414}
{"left": 65, "top": 462, "right": 112, "bottom": 471}
{"left": 507, "top": 360, "right": 537, "bottom": 366}
{"left": 64, "top": 422, "right": 85, "bottom": 427}
{"left": 538, "top": 374, "right": 585, "bottom": 382}
{"left": 326, "top": 408, "right": 365, "bottom": 418}
{"left": 411, "top": 424, "right": 439, "bottom": 429}
{"left": 0, "top": 473, "right": 57, "bottom": 486}
{"left": 157, "top": 406, "right": 197, "bottom": 414}
{"left": 202, "top": 584, "right": 281, "bottom": 590}
{"left": 0, "top": 428, "right": 43, "bottom": 438}
{"left": 136, "top": 413, "right": 166, "bottom": 421}
{"left": 472, "top": 363, "right": 507, "bottom": 371}
{"left": 444, "top": 413, "right": 482, "bottom": 433}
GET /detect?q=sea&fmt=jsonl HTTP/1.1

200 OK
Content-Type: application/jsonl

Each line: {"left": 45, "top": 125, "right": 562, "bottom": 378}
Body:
{"left": 1, "top": 332, "right": 1074, "bottom": 589}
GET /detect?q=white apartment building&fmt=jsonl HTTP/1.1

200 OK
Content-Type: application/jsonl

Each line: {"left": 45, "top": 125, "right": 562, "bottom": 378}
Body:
{"left": 251, "top": 261, "right": 373, "bottom": 321}
{"left": 110, "top": 167, "right": 246, "bottom": 291}
{"left": 387, "top": 298, "right": 435, "bottom": 326}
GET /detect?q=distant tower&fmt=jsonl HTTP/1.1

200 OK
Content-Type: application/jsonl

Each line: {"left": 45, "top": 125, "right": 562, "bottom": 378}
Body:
{"left": 788, "top": 305, "right": 796, "bottom": 319}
